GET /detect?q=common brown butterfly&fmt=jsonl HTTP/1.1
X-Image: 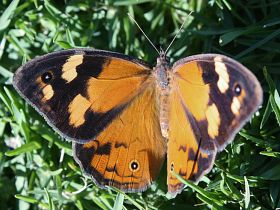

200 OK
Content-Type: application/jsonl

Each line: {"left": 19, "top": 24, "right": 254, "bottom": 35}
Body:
{"left": 13, "top": 45, "right": 262, "bottom": 197}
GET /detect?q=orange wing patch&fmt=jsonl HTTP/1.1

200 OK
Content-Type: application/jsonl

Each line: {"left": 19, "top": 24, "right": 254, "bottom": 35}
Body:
{"left": 98, "top": 58, "right": 150, "bottom": 79}
{"left": 174, "top": 60, "right": 205, "bottom": 85}
{"left": 73, "top": 81, "right": 166, "bottom": 192}
{"left": 86, "top": 76, "right": 148, "bottom": 113}
{"left": 175, "top": 61, "right": 214, "bottom": 126}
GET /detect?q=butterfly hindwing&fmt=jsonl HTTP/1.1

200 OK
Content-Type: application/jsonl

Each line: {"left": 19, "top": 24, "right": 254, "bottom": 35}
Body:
{"left": 167, "top": 54, "right": 262, "bottom": 196}
{"left": 73, "top": 81, "right": 166, "bottom": 192}
{"left": 13, "top": 49, "right": 151, "bottom": 142}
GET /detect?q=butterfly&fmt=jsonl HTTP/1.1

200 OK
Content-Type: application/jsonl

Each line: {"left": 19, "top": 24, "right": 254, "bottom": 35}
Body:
{"left": 13, "top": 48, "right": 262, "bottom": 197}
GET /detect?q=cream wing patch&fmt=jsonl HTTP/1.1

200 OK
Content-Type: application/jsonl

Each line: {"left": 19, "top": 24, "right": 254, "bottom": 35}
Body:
{"left": 62, "top": 55, "right": 83, "bottom": 83}
{"left": 214, "top": 56, "right": 229, "bottom": 94}
{"left": 231, "top": 97, "right": 241, "bottom": 115}
{"left": 68, "top": 94, "right": 91, "bottom": 127}
{"left": 205, "top": 103, "right": 220, "bottom": 139}
{"left": 42, "top": 85, "right": 54, "bottom": 101}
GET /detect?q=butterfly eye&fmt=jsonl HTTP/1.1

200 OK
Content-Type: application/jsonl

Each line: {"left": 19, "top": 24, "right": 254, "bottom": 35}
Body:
{"left": 41, "top": 71, "right": 53, "bottom": 84}
{"left": 234, "top": 84, "right": 242, "bottom": 96}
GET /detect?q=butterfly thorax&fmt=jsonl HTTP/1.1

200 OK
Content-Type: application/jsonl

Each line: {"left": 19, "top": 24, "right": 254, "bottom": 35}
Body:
{"left": 154, "top": 52, "right": 172, "bottom": 139}
{"left": 154, "top": 52, "right": 172, "bottom": 87}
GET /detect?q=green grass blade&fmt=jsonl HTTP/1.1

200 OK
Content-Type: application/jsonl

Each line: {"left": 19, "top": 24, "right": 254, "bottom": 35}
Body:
{"left": 5, "top": 141, "right": 41, "bottom": 156}
{"left": 219, "top": 29, "right": 246, "bottom": 46}
{"left": 109, "top": 187, "right": 145, "bottom": 210}
{"left": 113, "top": 193, "right": 124, "bottom": 210}
{"left": 260, "top": 151, "right": 280, "bottom": 158}
{"left": 0, "top": 0, "right": 20, "bottom": 31}
{"left": 260, "top": 99, "right": 272, "bottom": 129}
{"left": 0, "top": 65, "right": 13, "bottom": 79}
{"left": 113, "top": 0, "right": 155, "bottom": 6}
{"left": 15, "top": 194, "right": 49, "bottom": 209}
{"left": 244, "top": 176, "right": 250, "bottom": 209}
{"left": 44, "top": 188, "right": 54, "bottom": 210}
{"left": 235, "top": 28, "right": 280, "bottom": 59}
{"left": 0, "top": 35, "right": 6, "bottom": 59}
{"left": 173, "top": 173, "right": 224, "bottom": 206}
{"left": 259, "top": 164, "right": 280, "bottom": 180}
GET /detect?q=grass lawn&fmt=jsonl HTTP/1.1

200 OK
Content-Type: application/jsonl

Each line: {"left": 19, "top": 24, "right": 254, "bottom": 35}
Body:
{"left": 1, "top": 0, "right": 280, "bottom": 209}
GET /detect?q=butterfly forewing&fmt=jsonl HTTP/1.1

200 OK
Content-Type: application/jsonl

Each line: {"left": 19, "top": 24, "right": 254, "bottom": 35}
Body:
{"left": 13, "top": 49, "right": 151, "bottom": 143}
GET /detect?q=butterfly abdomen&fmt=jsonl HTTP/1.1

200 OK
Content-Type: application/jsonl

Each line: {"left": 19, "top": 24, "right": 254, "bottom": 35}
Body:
{"left": 158, "top": 91, "right": 170, "bottom": 139}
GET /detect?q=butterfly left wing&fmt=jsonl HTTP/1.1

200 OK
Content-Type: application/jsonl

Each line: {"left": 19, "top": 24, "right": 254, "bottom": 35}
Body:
{"left": 73, "top": 81, "right": 166, "bottom": 192}
{"left": 167, "top": 54, "right": 262, "bottom": 196}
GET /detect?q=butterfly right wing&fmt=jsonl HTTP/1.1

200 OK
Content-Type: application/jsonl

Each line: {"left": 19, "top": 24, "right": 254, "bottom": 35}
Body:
{"left": 167, "top": 54, "right": 262, "bottom": 197}
{"left": 13, "top": 48, "right": 166, "bottom": 192}
{"left": 13, "top": 49, "right": 151, "bottom": 142}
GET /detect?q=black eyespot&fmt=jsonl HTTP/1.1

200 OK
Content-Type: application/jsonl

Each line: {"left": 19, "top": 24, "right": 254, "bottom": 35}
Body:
{"left": 41, "top": 71, "right": 53, "bottom": 84}
{"left": 234, "top": 84, "right": 242, "bottom": 96}
{"left": 131, "top": 162, "right": 138, "bottom": 170}
{"left": 129, "top": 160, "right": 139, "bottom": 172}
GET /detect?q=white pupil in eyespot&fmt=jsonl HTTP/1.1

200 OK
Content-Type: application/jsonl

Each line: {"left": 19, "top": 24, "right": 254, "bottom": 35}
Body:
{"left": 131, "top": 162, "right": 138, "bottom": 169}
{"left": 41, "top": 72, "right": 53, "bottom": 83}
{"left": 234, "top": 84, "right": 241, "bottom": 95}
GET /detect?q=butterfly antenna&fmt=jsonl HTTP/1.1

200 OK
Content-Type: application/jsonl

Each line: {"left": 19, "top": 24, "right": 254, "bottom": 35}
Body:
{"left": 128, "top": 13, "right": 160, "bottom": 55}
{"left": 164, "top": 11, "right": 193, "bottom": 55}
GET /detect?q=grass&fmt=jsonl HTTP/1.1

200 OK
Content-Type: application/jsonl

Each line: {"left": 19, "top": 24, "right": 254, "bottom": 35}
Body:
{"left": 0, "top": 0, "right": 280, "bottom": 209}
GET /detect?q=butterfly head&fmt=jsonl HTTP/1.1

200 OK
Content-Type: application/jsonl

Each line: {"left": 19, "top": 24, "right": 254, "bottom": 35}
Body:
{"left": 157, "top": 48, "right": 170, "bottom": 66}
